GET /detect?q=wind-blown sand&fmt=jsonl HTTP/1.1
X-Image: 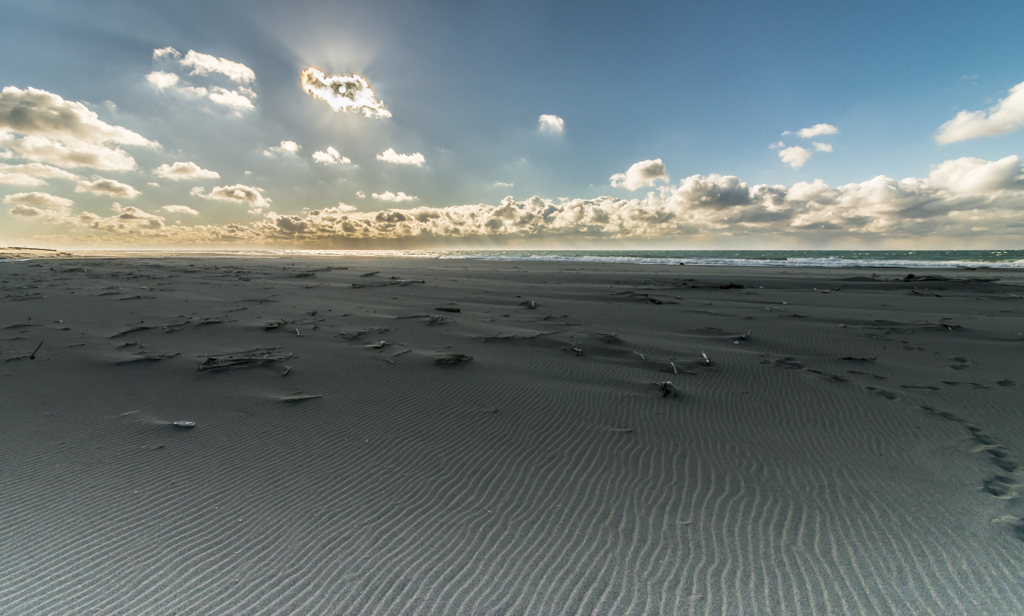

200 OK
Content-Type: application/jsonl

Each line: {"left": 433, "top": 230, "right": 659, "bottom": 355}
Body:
{"left": 1, "top": 253, "right": 1022, "bottom": 615}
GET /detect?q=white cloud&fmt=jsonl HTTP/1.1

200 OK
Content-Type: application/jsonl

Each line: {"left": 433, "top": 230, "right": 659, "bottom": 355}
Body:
{"left": 779, "top": 146, "right": 812, "bottom": 169}
{"left": 769, "top": 141, "right": 786, "bottom": 149}
{"left": 927, "top": 155, "right": 1024, "bottom": 194}
{"left": 936, "top": 80, "right": 1024, "bottom": 144}
{"left": 146, "top": 71, "right": 180, "bottom": 90}
{"left": 312, "top": 146, "right": 351, "bottom": 165}
{"left": 193, "top": 184, "right": 271, "bottom": 210}
{"left": 179, "top": 50, "right": 255, "bottom": 83}
{"left": 610, "top": 159, "right": 669, "bottom": 190}
{"left": 75, "top": 178, "right": 141, "bottom": 198}
{"left": 152, "top": 161, "right": 220, "bottom": 180}
{"left": 147, "top": 182, "right": 160, "bottom": 187}
{"left": 781, "top": 131, "right": 791, "bottom": 136}
{"left": 207, "top": 87, "right": 255, "bottom": 110}
{"left": 13, "top": 156, "right": 1024, "bottom": 244}
{"left": 264, "top": 141, "right": 301, "bottom": 157}
{"left": 4, "top": 191, "right": 73, "bottom": 209}
{"left": 492, "top": 181, "right": 514, "bottom": 188}
{"left": 538, "top": 114, "right": 564, "bottom": 134}
{"left": 153, "top": 47, "right": 181, "bottom": 60}
{"left": 372, "top": 191, "right": 417, "bottom": 202}
{"left": 0, "top": 87, "right": 157, "bottom": 171}
{"left": 8, "top": 204, "right": 44, "bottom": 217}
{"left": 376, "top": 148, "right": 425, "bottom": 166}
{"left": 335, "top": 203, "right": 357, "bottom": 212}
{"left": 0, "top": 163, "right": 80, "bottom": 186}
{"left": 813, "top": 142, "right": 833, "bottom": 152}
{"left": 355, "top": 191, "right": 366, "bottom": 198}
{"left": 796, "top": 124, "right": 839, "bottom": 138}
{"left": 162, "top": 205, "right": 199, "bottom": 215}
{"left": 300, "top": 67, "right": 391, "bottom": 118}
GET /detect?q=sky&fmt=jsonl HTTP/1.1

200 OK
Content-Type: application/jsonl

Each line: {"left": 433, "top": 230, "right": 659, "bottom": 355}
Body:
{"left": 1, "top": 0, "right": 1023, "bottom": 249}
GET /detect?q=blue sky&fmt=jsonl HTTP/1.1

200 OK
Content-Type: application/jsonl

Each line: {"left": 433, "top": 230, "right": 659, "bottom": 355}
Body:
{"left": 1, "top": 0, "right": 1023, "bottom": 248}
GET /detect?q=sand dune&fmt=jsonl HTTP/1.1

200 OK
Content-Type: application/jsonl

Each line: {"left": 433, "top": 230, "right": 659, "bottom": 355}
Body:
{"left": 1, "top": 254, "right": 1022, "bottom": 615}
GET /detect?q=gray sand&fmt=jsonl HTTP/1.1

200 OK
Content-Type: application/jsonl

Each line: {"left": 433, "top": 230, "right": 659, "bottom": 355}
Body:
{"left": 1, "top": 254, "right": 1022, "bottom": 615}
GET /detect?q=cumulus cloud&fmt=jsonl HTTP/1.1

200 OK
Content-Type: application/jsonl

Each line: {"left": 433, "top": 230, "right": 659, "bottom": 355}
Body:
{"left": 335, "top": 203, "right": 357, "bottom": 212}
{"left": 769, "top": 141, "right": 786, "bottom": 149}
{"left": 538, "top": 114, "right": 564, "bottom": 134}
{"left": 193, "top": 184, "right": 271, "bottom": 210}
{"left": 146, "top": 71, "right": 180, "bottom": 90}
{"left": 355, "top": 191, "right": 366, "bottom": 198}
{"left": 813, "top": 142, "right": 833, "bottom": 152}
{"left": 610, "top": 159, "right": 669, "bottom": 190}
{"left": 372, "top": 191, "right": 417, "bottom": 202}
{"left": 936, "top": 80, "right": 1024, "bottom": 144}
{"left": 152, "top": 161, "right": 220, "bottom": 180}
{"left": 162, "top": 205, "right": 199, "bottom": 215}
{"left": 207, "top": 87, "right": 255, "bottom": 110}
{"left": 300, "top": 67, "right": 391, "bottom": 118}
{"left": 779, "top": 146, "right": 812, "bottom": 169}
{"left": 9, "top": 204, "right": 43, "bottom": 217}
{"left": 179, "top": 50, "right": 255, "bottom": 83}
{"left": 4, "top": 191, "right": 73, "bottom": 209}
{"left": 796, "top": 124, "right": 839, "bottom": 138}
{"left": 12, "top": 156, "right": 1024, "bottom": 245}
{"left": 264, "top": 141, "right": 301, "bottom": 157}
{"left": 376, "top": 148, "right": 425, "bottom": 166}
{"left": 75, "top": 178, "right": 141, "bottom": 198}
{"left": 0, "top": 86, "right": 157, "bottom": 171}
{"left": 153, "top": 47, "right": 181, "bottom": 60}
{"left": 312, "top": 146, "right": 351, "bottom": 165}
{"left": 0, "top": 163, "right": 80, "bottom": 186}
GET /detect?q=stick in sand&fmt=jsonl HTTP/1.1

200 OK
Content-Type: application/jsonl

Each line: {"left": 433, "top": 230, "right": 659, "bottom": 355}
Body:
{"left": 30, "top": 341, "right": 43, "bottom": 360}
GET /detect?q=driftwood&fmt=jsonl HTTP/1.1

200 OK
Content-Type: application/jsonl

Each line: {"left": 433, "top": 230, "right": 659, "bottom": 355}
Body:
{"left": 351, "top": 279, "right": 424, "bottom": 288}
{"left": 436, "top": 353, "right": 473, "bottom": 365}
{"left": 435, "top": 307, "right": 460, "bottom": 313}
{"left": 198, "top": 348, "right": 293, "bottom": 371}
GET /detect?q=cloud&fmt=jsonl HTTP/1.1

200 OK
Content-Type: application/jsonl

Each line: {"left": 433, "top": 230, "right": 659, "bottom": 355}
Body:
{"left": 9, "top": 204, "right": 43, "bottom": 217}
{"left": 146, "top": 71, "right": 180, "bottom": 90}
{"left": 779, "top": 146, "right": 812, "bottom": 169}
{"left": 492, "top": 181, "right": 514, "bottom": 188}
{"left": 610, "top": 159, "right": 669, "bottom": 190}
{"left": 335, "top": 203, "right": 357, "bottom": 212}
{"left": 936, "top": 80, "right": 1024, "bottom": 144}
{"left": 152, "top": 161, "right": 220, "bottom": 180}
{"left": 0, "top": 162, "right": 80, "bottom": 186}
{"left": 538, "top": 114, "right": 564, "bottom": 134}
{"left": 769, "top": 141, "right": 786, "bottom": 149}
{"left": 372, "top": 191, "right": 417, "bottom": 202}
{"left": 162, "top": 205, "right": 199, "bottom": 215}
{"left": 179, "top": 50, "right": 255, "bottom": 83}
{"left": 312, "top": 146, "right": 351, "bottom": 165}
{"left": 153, "top": 47, "right": 181, "bottom": 60}
{"left": 75, "top": 178, "right": 141, "bottom": 198}
{"left": 4, "top": 191, "right": 73, "bottom": 209}
{"left": 927, "top": 155, "right": 1024, "bottom": 194}
{"left": 147, "top": 182, "right": 160, "bottom": 187}
{"left": 13, "top": 157, "right": 1024, "bottom": 245}
{"left": 264, "top": 141, "right": 301, "bottom": 157}
{"left": 300, "top": 67, "right": 391, "bottom": 118}
{"left": 813, "top": 142, "right": 833, "bottom": 153}
{"left": 376, "top": 148, "right": 425, "bottom": 166}
{"left": 193, "top": 184, "right": 271, "bottom": 210}
{"left": 207, "top": 87, "right": 255, "bottom": 110}
{"left": 796, "top": 124, "right": 839, "bottom": 138}
{"left": 0, "top": 86, "right": 157, "bottom": 171}
{"left": 355, "top": 191, "right": 366, "bottom": 198}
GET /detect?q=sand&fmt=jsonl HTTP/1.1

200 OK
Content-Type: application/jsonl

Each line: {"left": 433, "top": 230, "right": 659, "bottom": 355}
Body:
{"left": 1, "top": 253, "right": 1022, "bottom": 615}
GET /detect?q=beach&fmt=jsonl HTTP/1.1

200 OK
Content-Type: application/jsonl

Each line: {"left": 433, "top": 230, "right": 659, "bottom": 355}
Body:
{"left": 1, "top": 252, "right": 1022, "bottom": 615}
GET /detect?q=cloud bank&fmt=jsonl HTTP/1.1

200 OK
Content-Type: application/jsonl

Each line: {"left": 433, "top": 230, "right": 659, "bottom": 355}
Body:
{"left": 300, "top": 68, "right": 391, "bottom": 118}
{"left": 936, "top": 79, "right": 1024, "bottom": 144}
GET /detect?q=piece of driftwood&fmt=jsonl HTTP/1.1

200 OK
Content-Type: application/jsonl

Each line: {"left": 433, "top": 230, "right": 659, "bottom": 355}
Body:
{"left": 352, "top": 279, "right": 424, "bottom": 288}
{"left": 436, "top": 353, "right": 473, "bottom": 365}
{"left": 197, "top": 348, "right": 293, "bottom": 371}
{"left": 435, "top": 307, "right": 460, "bottom": 313}
{"left": 519, "top": 300, "right": 537, "bottom": 309}
{"left": 653, "top": 381, "right": 677, "bottom": 397}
